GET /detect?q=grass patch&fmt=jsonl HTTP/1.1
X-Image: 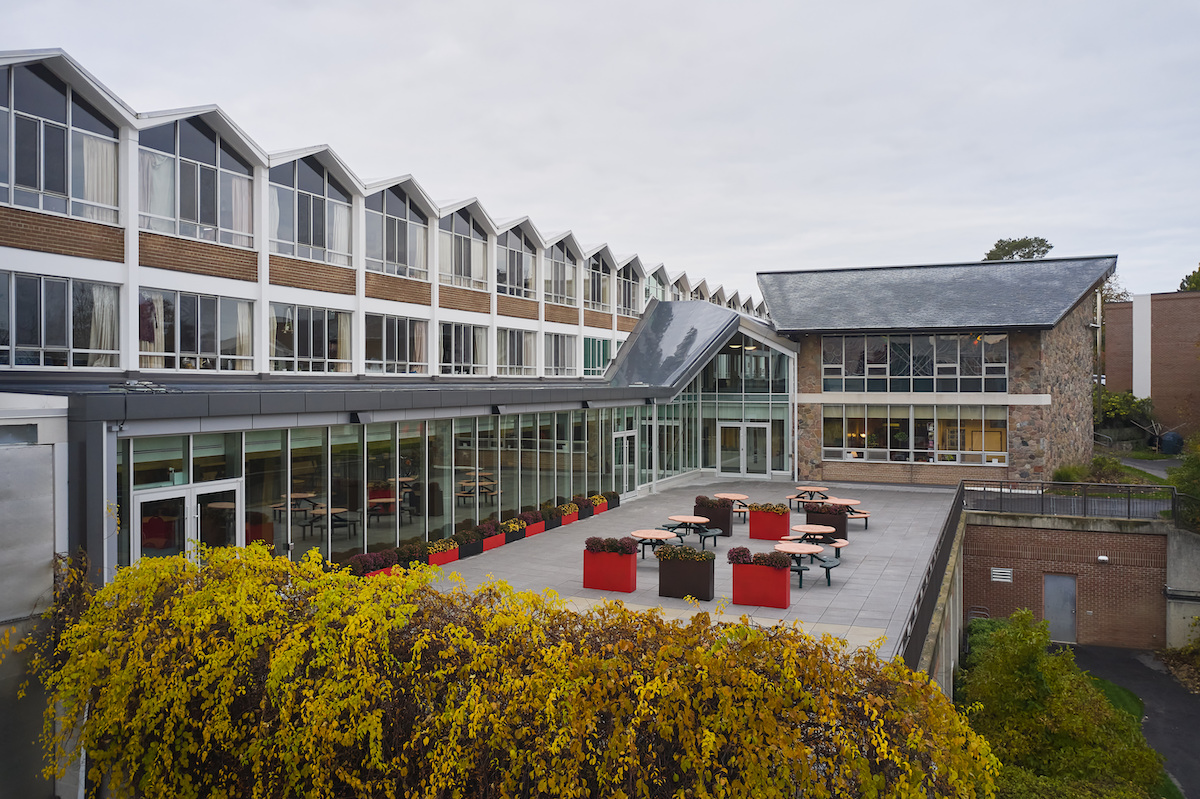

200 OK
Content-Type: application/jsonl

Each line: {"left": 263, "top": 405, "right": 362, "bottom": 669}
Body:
{"left": 1123, "top": 450, "right": 1175, "bottom": 461}
{"left": 1115, "top": 464, "right": 1172, "bottom": 486}
{"left": 1091, "top": 676, "right": 1143, "bottom": 719}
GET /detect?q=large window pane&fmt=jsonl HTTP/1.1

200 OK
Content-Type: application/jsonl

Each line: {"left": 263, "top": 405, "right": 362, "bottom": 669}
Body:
{"left": 330, "top": 425, "right": 364, "bottom": 565}
{"left": 290, "top": 427, "right": 328, "bottom": 561}
{"left": 245, "top": 429, "right": 287, "bottom": 554}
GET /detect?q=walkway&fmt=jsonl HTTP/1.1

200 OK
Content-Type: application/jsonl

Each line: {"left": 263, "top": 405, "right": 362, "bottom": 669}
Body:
{"left": 431, "top": 477, "right": 954, "bottom": 661}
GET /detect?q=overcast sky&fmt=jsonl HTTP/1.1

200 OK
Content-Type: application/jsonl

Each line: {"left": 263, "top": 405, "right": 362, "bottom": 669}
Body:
{"left": 6, "top": 0, "right": 1198, "bottom": 299}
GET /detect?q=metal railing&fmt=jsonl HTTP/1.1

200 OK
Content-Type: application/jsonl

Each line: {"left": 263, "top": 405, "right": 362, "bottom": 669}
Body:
{"left": 961, "top": 480, "right": 1176, "bottom": 523}
{"left": 899, "top": 482, "right": 964, "bottom": 670}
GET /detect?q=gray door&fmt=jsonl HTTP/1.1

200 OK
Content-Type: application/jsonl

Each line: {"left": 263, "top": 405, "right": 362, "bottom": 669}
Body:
{"left": 1043, "top": 574, "right": 1077, "bottom": 643}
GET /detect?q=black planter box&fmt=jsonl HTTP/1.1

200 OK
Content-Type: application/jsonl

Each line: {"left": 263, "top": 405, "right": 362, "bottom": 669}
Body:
{"left": 544, "top": 515, "right": 561, "bottom": 530}
{"left": 605, "top": 495, "right": 620, "bottom": 509}
{"left": 693, "top": 504, "right": 732, "bottom": 536}
{"left": 658, "top": 559, "right": 715, "bottom": 601}
{"left": 576, "top": 503, "right": 593, "bottom": 519}
{"left": 504, "top": 528, "right": 526, "bottom": 544}
{"left": 458, "top": 540, "right": 484, "bottom": 558}
{"left": 805, "top": 512, "right": 847, "bottom": 537}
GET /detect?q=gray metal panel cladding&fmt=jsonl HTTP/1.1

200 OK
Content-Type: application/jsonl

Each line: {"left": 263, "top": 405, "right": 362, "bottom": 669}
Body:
{"left": 607, "top": 300, "right": 741, "bottom": 390}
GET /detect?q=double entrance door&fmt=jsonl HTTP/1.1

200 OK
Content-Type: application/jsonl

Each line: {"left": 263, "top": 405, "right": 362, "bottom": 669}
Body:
{"left": 133, "top": 479, "right": 243, "bottom": 561}
{"left": 719, "top": 424, "right": 770, "bottom": 476}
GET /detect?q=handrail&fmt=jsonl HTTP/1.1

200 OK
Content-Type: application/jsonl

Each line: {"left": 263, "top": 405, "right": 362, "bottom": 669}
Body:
{"left": 961, "top": 480, "right": 1178, "bottom": 524}
{"left": 899, "top": 482, "right": 964, "bottom": 670}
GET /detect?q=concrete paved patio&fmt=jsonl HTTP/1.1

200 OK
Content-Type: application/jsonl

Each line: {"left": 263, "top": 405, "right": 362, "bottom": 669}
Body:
{"left": 429, "top": 477, "right": 955, "bottom": 660}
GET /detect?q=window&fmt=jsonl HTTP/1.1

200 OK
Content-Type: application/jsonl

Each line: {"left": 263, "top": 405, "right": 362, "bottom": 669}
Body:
{"left": 437, "top": 209, "right": 487, "bottom": 290}
{"left": 0, "top": 270, "right": 119, "bottom": 367}
{"left": 365, "top": 313, "right": 427, "bottom": 373}
{"left": 365, "top": 186, "right": 428, "bottom": 279}
{"left": 544, "top": 240, "right": 577, "bottom": 306}
{"left": 269, "top": 156, "right": 352, "bottom": 266}
{"left": 440, "top": 323, "right": 487, "bottom": 374}
{"left": 645, "top": 272, "right": 668, "bottom": 304}
{"left": 139, "top": 117, "right": 254, "bottom": 247}
{"left": 4, "top": 63, "right": 119, "bottom": 223}
{"left": 617, "top": 265, "right": 640, "bottom": 316}
{"left": 820, "top": 404, "right": 1007, "bottom": 464}
{"left": 583, "top": 336, "right": 611, "bottom": 377}
{"left": 585, "top": 254, "right": 612, "bottom": 311}
{"left": 545, "top": 333, "right": 576, "bottom": 376}
{"left": 497, "top": 227, "right": 536, "bottom": 298}
{"left": 139, "top": 289, "right": 252, "bottom": 370}
{"left": 822, "top": 333, "right": 1007, "bottom": 393}
{"left": 269, "top": 303, "right": 351, "bottom": 372}
{"left": 497, "top": 328, "right": 536, "bottom": 375}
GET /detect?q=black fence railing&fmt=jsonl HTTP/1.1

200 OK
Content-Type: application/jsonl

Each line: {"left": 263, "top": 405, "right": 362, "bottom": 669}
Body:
{"left": 900, "top": 482, "right": 964, "bottom": 670}
{"left": 961, "top": 480, "right": 1176, "bottom": 523}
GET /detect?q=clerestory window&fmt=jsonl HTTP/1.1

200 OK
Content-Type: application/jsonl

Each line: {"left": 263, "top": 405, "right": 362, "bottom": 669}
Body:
{"left": 269, "top": 156, "right": 352, "bottom": 266}
{"left": 437, "top": 209, "right": 487, "bottom": 291}
{"left": 365, "top": 186, "right": 428, "bottom": 280}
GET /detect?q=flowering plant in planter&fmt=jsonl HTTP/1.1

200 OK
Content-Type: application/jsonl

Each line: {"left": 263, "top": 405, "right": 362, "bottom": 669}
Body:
{"left": 394, "top": 536, "right": 428, "bottom": 568}
{"left": 728, "top": 547, "right": 791, "bottom": 608}
{"left": 558, "top": 502, "right": 580, "bottom": 524}
{"left": 426, "top": 537, "right": 459, "bottom": 566}
{"left": 541, "top": 503, "right": 563, "bottom": 529}
{"left": 694, "top": 495, "right": 734, "bottom": 536}
{"left": 583, "top": 536, "right": 637, "bottom": 592}
{"left": 803, "top": 502, "right": 848, "bottom": 515}
{"left": 695, "top": 495, "right": 733, "bottom": 509}
{"left": 589, "top": 494, "right": 607, "bottom": 508}
{"left": 585, "top": 536, "right": 637, "bottom": 554}
{"left": 602, "top": 490, "right": 620, "bottom": 509}
{"left": 748, "top": 503, "right": 789, "bottom": 515}
{"left": 519, "top": 509, "right": 546, "bottom": 536}
{"left": 803, "top": 502, "right": 848, "bottom": 537}
{"left": 477, "top": 519, "right": 505, "bottom": 551}
{"left": 572, "top": 495, "right": 594, "bottom": 519}
{"left": 500, "top": 516, "right": 527, "bottom": 543}
{"left": 656, "top": 544, "right": 715, "bottom": 601}
{"left": 348, "top": 549, "right": 398, "bottom": 576}
{"left": 453, "top": 527, "right": 484, "bottom": 559}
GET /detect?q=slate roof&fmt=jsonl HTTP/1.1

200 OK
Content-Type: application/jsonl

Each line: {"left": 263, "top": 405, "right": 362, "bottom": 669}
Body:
{"left": 757, "top": 256, "right": 1116, "bottom": 334}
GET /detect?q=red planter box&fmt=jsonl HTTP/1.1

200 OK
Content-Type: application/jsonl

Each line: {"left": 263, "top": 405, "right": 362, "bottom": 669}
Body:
{"left": 749, "top": 510, "right": 790, "bottom": 540}
{"left": 483, "top": 535, "right": 505, "bottom": 551}
{"left": 429, "top": 548, "right": 459, "bottom": 566}
{"left": 525, "top": 521, "right": 546, "bottom": 536}
{"left": 582, "top": 550, "right": 636, "bottom": 593}
{"left": 732, "top": 564, "right": 791, "bottom": 609}
{"left": 594, "top": 502, "right": 608, "bottom": 514}
{"left": 561, "top": 512, "right": 579, "bottom": 525}
{"left": 365, "top": 566, "right": 395, "bottom": 578}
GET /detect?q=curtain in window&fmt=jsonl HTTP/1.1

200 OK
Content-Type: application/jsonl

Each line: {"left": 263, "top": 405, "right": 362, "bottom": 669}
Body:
{"left": 327, "top": 202, "right": 351, "bottom": 257}
{"left": 472, "top": 326, "right": 487, "bottom": 373}
{"left": 223, "top": 172, "right": 253, "bottom": 235}
{"left": 523, "top": 332, "right": 536, "bottom": 373}
{"left": 72, "top": 133, "right": 118, "bottom": 219}
{"left": 235, "top": 300, "right": 253, "bottom": 368}
{"left": 138, "top": 150, "right": 174, "bottom": 226}
{"left": 139, "top": 290, "right": 166, "bottom": 368}
{"left": 336, "top": 312, "right": 352, "bottom": 370}
{"left": 87, "top": 283, "right": 119, "bottom": 367}
{"left": 411, "top": 321, "right": 427, "bottom": 372}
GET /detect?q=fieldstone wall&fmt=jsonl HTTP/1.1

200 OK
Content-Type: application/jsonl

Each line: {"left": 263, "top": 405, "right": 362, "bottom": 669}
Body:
{"left": 795, "top": 337, "right": 823, "bottom": 479}
{"left": 1042, "top": 299, "right": 1097, "bottom": 474}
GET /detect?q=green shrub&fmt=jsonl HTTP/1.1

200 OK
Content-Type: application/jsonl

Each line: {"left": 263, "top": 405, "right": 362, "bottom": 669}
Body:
{"left": 958, "top": 610, "right": 1162, "bottom": 796}
{"left": 1053, "top": 464, "right": 1090, "bottom": 483}
{"left": 3, "top": 548, "right": 998, "bottom": 799}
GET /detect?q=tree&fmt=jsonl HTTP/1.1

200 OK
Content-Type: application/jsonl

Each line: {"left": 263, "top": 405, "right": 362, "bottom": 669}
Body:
{"left": 3, "top": 546, "right": 999, "bottom": 799}
{"left": 1180, "top": 264, "right": 1200, "bottom": 292}
{"left": 1102, "top": 273, "right": 1132, "bottom": 303}
{"left": 983, "top": 237, "right": 1054, "bottom": 261}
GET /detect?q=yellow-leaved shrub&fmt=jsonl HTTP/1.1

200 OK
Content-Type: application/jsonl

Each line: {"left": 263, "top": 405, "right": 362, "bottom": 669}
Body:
{"left": 4, "top": 546, "right": 997, "bottom": 798}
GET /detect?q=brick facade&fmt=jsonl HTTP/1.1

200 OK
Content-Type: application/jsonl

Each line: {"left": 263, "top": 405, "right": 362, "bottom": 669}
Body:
{"left": 583, "top": 309, "right": 614, "bottom": 330}
{"left": 1105, "top": 293, "right": 1200, "bottom": 438}
{"left": 964, "top": 518, "right": 1167, "bottom": 649}
{"left": 365, "top": 271, "right": 432, "bottom": 305}
{"left": 0, "top": 205, "right": 124, "bottom": 263}
{"left": 269, "top": 255, "right": 355, "bottom": 295}
{"left": 139, "top": 232, "right": 257, "bottom": 282}
{"left": 544, "top": 303, "right": 578, "bottom": 325}
{"left": 438, "top": 284, "right": 491, "bottom": 313}
{"left": 496, "top": 295, "right": 538, "bottom": 320}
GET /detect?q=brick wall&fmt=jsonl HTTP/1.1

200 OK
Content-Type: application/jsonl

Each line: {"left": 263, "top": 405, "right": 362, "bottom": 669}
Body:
{"left": 1104, "top": 301, "right": 1133, "bottom": 393}
{"left": 583, "top": 309, "right": 613, "bottom": 330}
{"left": 439, "top": 284, "right": 490, "bottom": 313}
{"left": 1149, "top": 292, "right": 1200, "bottom": 437}
{"left": 496, "top": 295, "right": 537, "bottom": 320}
{"left": 964, "top": 520, "right": 1167, "bottom": 648}
{"left": 365, "top": 271, "right": 432, "bottom": 305}
{"left": 0, "top": 205, "right": 123, "bottom": 262}
{"left": 617, "top": 315, "right": 638, "bottom": 333}
{"left": 139, "top": 232, "right": 256, "bottom": 282}
{"left": 269, "top": 255, "right": 355, "bottom": 294}
{"left": 544, "top": 303, "right": 577, "bottom": 325}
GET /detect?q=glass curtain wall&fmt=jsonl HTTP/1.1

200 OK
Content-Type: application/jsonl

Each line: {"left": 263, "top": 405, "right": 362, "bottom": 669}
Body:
{"left": 290, "top": 427, "right": 327, "bottom": 561}
{"left": 365, "top": 422, "right": 396, "bottom": 552}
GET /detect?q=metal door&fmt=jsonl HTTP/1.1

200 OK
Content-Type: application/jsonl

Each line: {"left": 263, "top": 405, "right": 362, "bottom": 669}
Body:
{"left": 613, "top": 432, "right": 637, "bottom": 497}
{"left": 1044, "top": 574, "right": 1077, "bottom": 643}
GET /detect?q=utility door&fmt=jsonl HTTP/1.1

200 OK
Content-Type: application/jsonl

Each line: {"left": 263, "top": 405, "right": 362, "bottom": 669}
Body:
{"left": 1043, "top": 574, "right": 1077, "bottom": 643}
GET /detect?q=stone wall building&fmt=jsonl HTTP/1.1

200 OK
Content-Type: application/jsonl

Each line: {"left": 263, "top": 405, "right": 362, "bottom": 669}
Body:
{"left": 759, "top": 257, "right": 1114, "bottom": 486}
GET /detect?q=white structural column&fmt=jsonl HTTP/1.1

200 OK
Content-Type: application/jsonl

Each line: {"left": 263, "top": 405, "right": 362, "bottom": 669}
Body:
{"left": 119, "top": 126, "right": 139, "bottom": 369}
{"left": 1131, "top": 293, "right": 1152, "bottom": 398}
{"left": 254, "top": 164, "right": 271, "bottom": 372}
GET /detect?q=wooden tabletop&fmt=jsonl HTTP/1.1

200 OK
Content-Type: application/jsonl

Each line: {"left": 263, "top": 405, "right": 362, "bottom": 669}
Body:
{"left": 794, "top": 486, "right": 829, "bottom": 493}
{"left": 284, "top": 492, "right": 316, "bottom": 499}
{"left": 775, "top": 541, "right": 823, "bottom": 556}
{"left": 790, "top": 523, "right": 836, "bottom": 536}
{"left": 630, "top": 529, "right": 678, "bottom": 541}
{"left": 668, "top": 515, "right": 709, "bottom": 524}
{"left": 713, "top": 492, "right": 748, "bottom": 501}
{"left": 310, "top": 507, "right": 348, "bottom": 516}
{"left": 207, "top": 501, "right": 237, "bottom": 510}
{"left": 822, "top": 497, "right": 861, "bottom": 507}
{"left": 389, "top": 476, "right": 417, "bottom": 483}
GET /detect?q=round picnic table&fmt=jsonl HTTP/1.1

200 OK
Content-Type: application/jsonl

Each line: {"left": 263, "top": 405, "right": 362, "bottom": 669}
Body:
{"left": 786, "top": 523, "right": 836, "bottom": 541}
{"left": 793, "top": 486, "right": 829, "bottom": 499}
{"left": 713, "top": 492, "right": 748, "bottom": 502}
{"left": 774, "top": 541, "right": 824, "bottom": 557}
{"left": 822, "top": 497, "right": 861, "bottom": 507}
{"left": 631, "top": 528, "right": 678, "bottom": 558}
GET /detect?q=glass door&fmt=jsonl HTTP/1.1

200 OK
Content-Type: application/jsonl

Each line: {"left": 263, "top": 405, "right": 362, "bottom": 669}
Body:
{"left": 746, "top": 424, "right": 769, "bottom": 475}
{"left": 613, "top": 432, "right": 637, "bottom": 497}
{"left": 133, "top": 480, "right": 243, "bottom": 561}
{"left": 719, "top": 425, "right": 742, "bottom": 474}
